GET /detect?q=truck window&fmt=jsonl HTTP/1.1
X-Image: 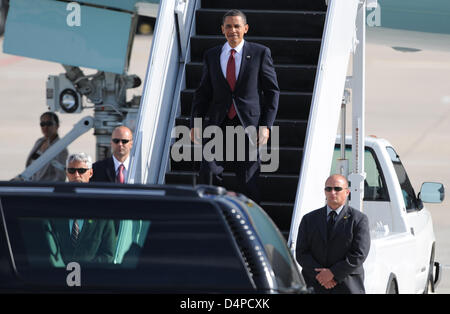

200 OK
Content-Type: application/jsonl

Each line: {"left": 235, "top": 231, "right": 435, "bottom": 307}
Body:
{"left": 331, "top": 146, "right": 389, "bottom": 201}
{"left": 386, "top": 147, "right": 418, "bottom": 211}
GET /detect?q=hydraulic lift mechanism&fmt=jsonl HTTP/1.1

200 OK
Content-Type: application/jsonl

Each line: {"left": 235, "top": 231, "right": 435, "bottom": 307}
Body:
{"left": 3, "top": 0, "right": 159, "bottom": 180}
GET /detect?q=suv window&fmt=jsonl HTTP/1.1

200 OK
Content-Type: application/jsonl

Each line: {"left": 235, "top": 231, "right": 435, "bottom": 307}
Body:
{"left": 1, "top": 196, "right": 254, "bottom": 291}
{"left": 386, "top": 146, "right": 418, "bottom": 211}
{"left": 243, "top": 201, "right": 304, "bottom": 290}
{"left": 331, "top": 146, "right": 389, "bottom": 201}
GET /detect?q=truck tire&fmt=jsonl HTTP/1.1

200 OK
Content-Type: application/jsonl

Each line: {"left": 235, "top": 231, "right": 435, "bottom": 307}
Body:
{"left": 423, "top": 274, "right": 433, "bottom": 294}
{"left": 424, "top": 248, "right": 436, "bottom": 294}
{"left": 386, "top": 275, "right": 398, "bottom": 294}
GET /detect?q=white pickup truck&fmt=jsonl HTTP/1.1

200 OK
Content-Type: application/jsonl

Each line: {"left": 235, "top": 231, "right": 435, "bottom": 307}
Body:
{"left": 330, "top": 136, "right": 444, "bottom": 294}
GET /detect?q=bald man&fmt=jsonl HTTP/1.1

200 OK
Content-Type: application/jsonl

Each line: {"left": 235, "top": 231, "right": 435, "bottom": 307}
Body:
{"left": 296, "top": 174, "right": 371, "bottom": 294}
{"left": 90, "top": 126, "right": 133, "bottom": 183}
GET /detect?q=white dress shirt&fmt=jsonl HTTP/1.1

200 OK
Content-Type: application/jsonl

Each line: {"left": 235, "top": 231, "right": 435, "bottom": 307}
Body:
{"left": 327, "top": 204, "right": 345, "bottom": 221}
{"left": 220, "top": 40, "right": 245, "bottom": 80}
{"left": 112, "top": 155, "right": 130, "bottom": 183}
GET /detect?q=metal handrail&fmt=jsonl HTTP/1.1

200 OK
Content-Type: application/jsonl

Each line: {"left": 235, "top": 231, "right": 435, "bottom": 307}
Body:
{"left": 288, "top": 0, "right": 363, "bottom": 253}
{"left": 128, "top": 0, "right": 198, "bottom": 184}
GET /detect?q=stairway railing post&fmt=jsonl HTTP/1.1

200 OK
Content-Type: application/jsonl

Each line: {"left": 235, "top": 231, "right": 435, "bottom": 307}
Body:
{"left": 348, "top": 0, "right": 367, "bottom": 212}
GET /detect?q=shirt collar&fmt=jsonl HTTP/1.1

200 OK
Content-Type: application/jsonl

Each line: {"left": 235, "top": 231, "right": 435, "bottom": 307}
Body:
{"left": 327, "top": 204, "right": 345, "bottom": 217}
{"left": 112, "top": 155, "right": 130, "bottom": 171}
{"left": 223, "top": 39, "right": 245, "bottom": 55}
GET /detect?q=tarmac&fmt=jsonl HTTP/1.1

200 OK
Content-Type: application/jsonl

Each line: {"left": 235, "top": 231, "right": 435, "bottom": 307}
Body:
{"left": 1, "top": 35, "right": 449, "bottom": 293}
{"left": 364, "top": 42, "right": 450, "bottom": 294}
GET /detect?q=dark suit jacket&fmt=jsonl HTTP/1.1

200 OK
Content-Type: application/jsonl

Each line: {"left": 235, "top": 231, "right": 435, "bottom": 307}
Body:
{"left": 190, "top": 41, "right": 279, "bottom": 180}
{"left": 91, "top": 157, "right": 116, "bottom": 183}
{"left": 52, "top": 219, "right": 116, "bottom": 264}
{"left": 296, "top": 205, "right": 371, "bottom": 294}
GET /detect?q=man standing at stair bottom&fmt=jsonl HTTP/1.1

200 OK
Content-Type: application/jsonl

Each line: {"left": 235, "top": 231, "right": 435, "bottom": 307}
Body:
{"left": 296, "top": 174, "right": 371, "bottom": 294}
{"left": 190, "top": 9, "right": 280, "bottom": 203}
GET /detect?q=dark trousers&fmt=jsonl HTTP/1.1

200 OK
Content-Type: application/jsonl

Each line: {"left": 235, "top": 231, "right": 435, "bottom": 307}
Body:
{"left": 198, "top": 116, "right": 261, "bottom": 204}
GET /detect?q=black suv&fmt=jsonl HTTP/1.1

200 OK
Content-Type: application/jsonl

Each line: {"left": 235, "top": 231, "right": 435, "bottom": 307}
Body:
{"left": 0, "top": 182, "right": 307, "bottom": 293}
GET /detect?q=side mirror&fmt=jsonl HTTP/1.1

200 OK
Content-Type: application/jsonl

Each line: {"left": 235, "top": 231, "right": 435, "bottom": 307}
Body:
{"left": 418, "top": 182, "right": 445, "bottom": 204}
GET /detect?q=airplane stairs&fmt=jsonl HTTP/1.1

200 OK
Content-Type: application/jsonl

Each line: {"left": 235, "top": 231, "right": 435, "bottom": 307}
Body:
{"left": 165, "top": 0, "right": 327, "bottom": 237}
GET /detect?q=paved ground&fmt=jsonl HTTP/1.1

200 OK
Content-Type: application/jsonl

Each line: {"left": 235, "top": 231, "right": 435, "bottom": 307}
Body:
{"left": 364, "top": 42, "right": 450, "bottom": 293}
{"left": 0, "top": 35, "right": 152, "bottom": 180}
{"left": 1, "top": 34, "right": 449, "bottom": 293}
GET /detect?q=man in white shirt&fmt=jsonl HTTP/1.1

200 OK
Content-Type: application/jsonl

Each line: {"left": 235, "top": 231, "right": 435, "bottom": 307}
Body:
{"left": 91, "top": 126, "right": 133, "bottom": 183}
{"left": 189, "top": 9, "right": 279, "bottom": 203}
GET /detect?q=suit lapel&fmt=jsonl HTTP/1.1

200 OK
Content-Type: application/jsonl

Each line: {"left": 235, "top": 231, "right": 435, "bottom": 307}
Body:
{"left": 318, "top": 206, "right": 328, "bottom": 243}
{"left": 214, "top": 46, "right": 231, "bottom": 91}
{"left": 107, "top": 157, "right": 116, "bottom": 182}
{"left": 78, "top": 220, "right": 96, "bottom": 242}
{"left": 235, "top": 41, "right": 249, "bottom": 89}
{"left": 54, "top": 220, "right": 71, "bottom": 248}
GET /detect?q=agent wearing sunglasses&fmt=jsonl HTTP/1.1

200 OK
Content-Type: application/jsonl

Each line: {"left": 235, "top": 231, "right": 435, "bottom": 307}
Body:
{"left": 65, "top": 152, "right": 93, "bottom": 183}
{"left": 25, "top": 112, "right": 68, "bottom": 181}
{"left": 296, "top": 174, "right": 370, "bottom": 294}
{"left": 91, "top": 125, "right": 133, "bottom": 183}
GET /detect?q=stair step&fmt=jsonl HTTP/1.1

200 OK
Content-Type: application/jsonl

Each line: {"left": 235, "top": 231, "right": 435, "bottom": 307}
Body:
{"left": 185, "top": 62, "right": 316, "bottom": 92}
{"left": 165, "top": 171, "right": 299, "bottom": 203}
{"left": 169, "top": 146, "right": 303, "bottom": 175}
{"left": 201, "top": 0, "right": 327, "bottom": 12}
{"left": 190, "top": 36, "right": 321, "bottom": 65}
{"left": 165, "top": 1, "right": 326, "bottom": 239}
{"left": 180, "top": 89, "right": 311, "bottom": 121}
{"left": 175, "top": 117, "right": 307, "bottom": 147}
{"left": 196, "top": 9, "right": 325, "bottom": 38}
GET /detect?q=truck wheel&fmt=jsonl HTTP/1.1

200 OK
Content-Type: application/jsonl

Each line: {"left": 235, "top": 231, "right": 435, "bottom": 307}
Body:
{"left": 386, "top": 277, "right": 398, "bottom": 294}
{"left": 423, "top": 274, "right": 433, "bottom": 294}
{"left": 424, "top": 249, "right": 435, "bottom": 294}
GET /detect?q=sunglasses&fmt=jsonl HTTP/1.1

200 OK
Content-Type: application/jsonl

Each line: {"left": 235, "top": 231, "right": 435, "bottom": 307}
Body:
{"left": 67, "top": 168, "right": 89, "bottom": 174}
{"left": 40, "top": 121, "right": 55, "bottom": 127}
{"left": 112, "top": 138, "right": 131, "bottom": 144}
{"left": 324, "top": 186, "right": 346, "bottom": 192}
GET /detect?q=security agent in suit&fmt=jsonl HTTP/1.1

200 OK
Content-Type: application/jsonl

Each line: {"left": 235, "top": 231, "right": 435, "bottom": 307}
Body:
{"left": 91, "top": 126, "right": 133, "bottom": 183}
{"left": 52, "top": 153, "right": 115, "bottom": 264}
{"left": 296, "top": 174, "right": 371, "bottom": 294}
{"left": 190, "top": 10, "right": 279, "bottom": 203}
